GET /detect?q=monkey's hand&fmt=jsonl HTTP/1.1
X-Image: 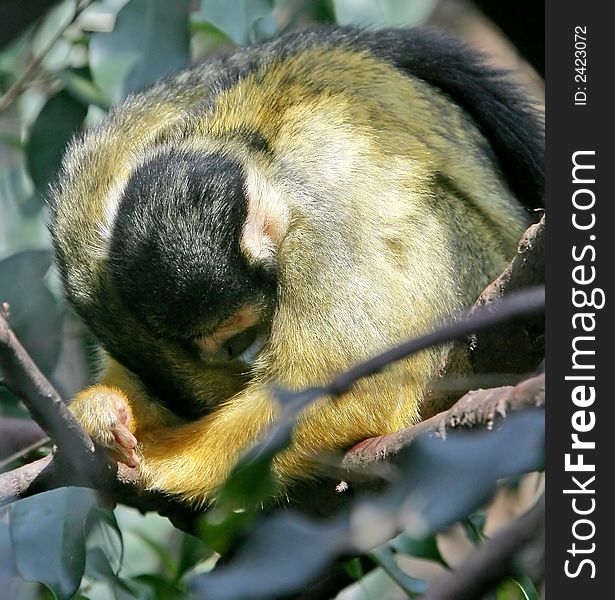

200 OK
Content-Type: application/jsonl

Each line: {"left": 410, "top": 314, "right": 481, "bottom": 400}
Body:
{"left": 69, "top": 385, "right": 140, "bottom": 468}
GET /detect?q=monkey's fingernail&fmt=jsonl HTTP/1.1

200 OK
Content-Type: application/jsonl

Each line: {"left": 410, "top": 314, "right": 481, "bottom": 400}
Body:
{"left": 124, "top": 451, "right": 140, "bottom": 467}
{"left": 114, "top": 450, "right": 139, "bottom": 468}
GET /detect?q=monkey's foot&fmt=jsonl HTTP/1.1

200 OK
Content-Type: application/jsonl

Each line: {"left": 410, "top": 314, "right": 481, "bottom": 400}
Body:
{"left": 70, "top": 385, "right": 140, "bottom": 468}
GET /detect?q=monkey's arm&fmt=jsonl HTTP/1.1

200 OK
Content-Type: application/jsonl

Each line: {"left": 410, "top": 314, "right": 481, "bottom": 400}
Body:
{"left": 71, "top": 352, "right": 428, "bottom": 505}
{"left": 70, "top": 360, "right": 276, "bottom": 503}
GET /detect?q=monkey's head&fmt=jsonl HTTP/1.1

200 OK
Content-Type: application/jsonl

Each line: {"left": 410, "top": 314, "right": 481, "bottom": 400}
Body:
{"left": 107, "top": 148, "right": 278, "bottom": 362}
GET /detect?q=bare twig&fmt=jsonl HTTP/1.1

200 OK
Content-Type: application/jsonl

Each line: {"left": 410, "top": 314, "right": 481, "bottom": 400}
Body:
{"left": 0, "top": 0, "right": 96, "bottom": 112}
{"left": 475, "top": 215, "right": 545, "bottom": 306}
{"left": 0, "top": 309, "right": 94, "bottom": 459}
{"left": 422, "top": 494, "right": 545, "bottom": 600}
{"left": 342, "top": 373, "right": 544, "bottom": 472}
{"left": 0, "top": 416, "right": 47, "bottom": 463}
{"left": 0, "top": 455, "right": 53, "bottom": 501}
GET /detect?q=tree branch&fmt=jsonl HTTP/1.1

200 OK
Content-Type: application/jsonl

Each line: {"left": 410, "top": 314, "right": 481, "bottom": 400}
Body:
{"left": 0, "top": 305, "right": 95, "bottom": 458}
{"left": 0, "top": 0, "right": 96, "bottom": 111}
{"left": 0, "top": 416, "right": 47, "bottom": 461}
{"left": 423, "top": 493, "right": 545, "bottom": 600}
{"left": 342, "top": 372, "right": 544, "bottom": 474}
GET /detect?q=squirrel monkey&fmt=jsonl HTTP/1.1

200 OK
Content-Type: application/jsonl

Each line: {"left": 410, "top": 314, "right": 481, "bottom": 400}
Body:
{"left": 50, "top": 27, "right": 543, "bottom": 506}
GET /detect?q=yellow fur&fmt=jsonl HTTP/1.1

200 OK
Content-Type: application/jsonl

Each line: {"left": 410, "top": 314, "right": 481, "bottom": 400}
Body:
{"left": 54, "top": 33, "right": 535, "bottom": 505}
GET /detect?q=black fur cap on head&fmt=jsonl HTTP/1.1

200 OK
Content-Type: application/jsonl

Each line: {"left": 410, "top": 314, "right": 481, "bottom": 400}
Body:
{"left": 108, "top": 149, "right": 277, "bottom": 339}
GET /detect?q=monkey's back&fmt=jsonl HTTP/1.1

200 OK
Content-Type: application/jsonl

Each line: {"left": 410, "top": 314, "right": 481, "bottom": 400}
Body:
{"left": 52, "top": 26, "right": 542, "bottom": 428}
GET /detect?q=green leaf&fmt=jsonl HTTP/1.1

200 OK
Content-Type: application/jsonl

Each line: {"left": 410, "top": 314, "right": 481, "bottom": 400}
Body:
{"left": 388, "top": 410, "right": 545, "bottom": 537}
{"left": 85, "top": 508, "right": 123, "bottom": 578}
{"left": 0, "top": 132, "right": 23, "bottom": 150}
{"left": 131, "top": 533, "right": 176, "bottom": 577}
{"left": 131, "top": 574, "right": 186, "bottom": 600}
{"left": 197, "top": 508, "right": 253, "bottom": 556}
{"left": 84, "top": 549, "right": 153, "bottom": 600}
{"left": 31, "top": 0, "right": 76, "bottom": 72}
{"left": 0, "top": 250, "right": 64, "bottom": 376}
{"left": 497, "top": 575, "right": 540, "bottom": 600}
{"left": 0, "top": 164, "right": 41, "bottom": 219}
{"left": 369, "top": 545, "right": 427, "bottom": 596}
{"left": 390, "top": 532, "right": 449, "bottom": 568}
{"left": 9, "top": 488, "right": 98, "bottom": 599}
{"left": 0, "top": 518, "right": 41, "bottom": 599}
{"left": 191, "top": 512, "right": 349, "bottom": 600}
{"left": 342, "top": 557, "right": 364, "bottom": 580}
{"left": 89, "top": 0, "right": 191, "bottom": 103}
{"left": 462, "top": 512, "right": 487, "bottom": 544}
{"left": 504, "top": 574, "right": 541, "bottom": 600}
{"left": 174, "top": 532, "right": 211, "bottom": 581}
{"left": 57, "top": 68, "right": 111, "bottom": 111}
{"left": 199, "top": 0, "right": 276, "bottom": 45}
{"left": 332, "top": 0, "right": 437, "bottom": 27}
{"left": 25, "top": 90, "right": 87, "bottom": 194}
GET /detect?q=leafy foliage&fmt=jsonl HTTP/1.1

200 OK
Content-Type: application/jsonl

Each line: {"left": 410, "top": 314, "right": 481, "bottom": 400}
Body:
{"left": 9, "top": 488, "right": 99, "bottom": 598}
{"left": 89, "top": 0, "right": 191, "bottom": 103}
{"left": 0, "top": 1, "right": 543, "bottom": 599}
{"left": 26, "top": 90, "right": 87, "bottom": 193}
{"left": 191, "top": 411, "right": 543, "bottom": 599}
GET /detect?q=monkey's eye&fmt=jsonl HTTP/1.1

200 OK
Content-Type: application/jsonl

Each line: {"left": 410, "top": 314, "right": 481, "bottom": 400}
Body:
{"left": 194, "top": 321, "right": 268, "bottom": 365}
{"left": 224, "top": 326, "right": 258, "bottom": 359}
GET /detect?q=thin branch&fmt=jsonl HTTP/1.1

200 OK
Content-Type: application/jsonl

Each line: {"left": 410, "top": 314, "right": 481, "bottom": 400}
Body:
{"left": 273, "top": 286, "right": 544, "bottom": 420}
{"left": 0, "top": 416, "right": 47, "bottom": 463}
{"left": 328, "top": 286, "right": 544, "bottom": 398}
{"left": 0, "top": 455, "right": 53, "bottom": 501}
{"left": 0, "top": 0, "right": 96, "bottom": 112}
{"left": 422, "top": 493, "right": 545, "bottom": 600}
{"left": 475, "top": 215, "right": 545, "bottom": 306}
{"left": 342, "top": 373, "right": 544, "bottom": 472}
{"left": 0, "top": 433, "right": 49, "bottom": 470}
{"left": 0, "top": 308, "right": 94, "bottom": 459}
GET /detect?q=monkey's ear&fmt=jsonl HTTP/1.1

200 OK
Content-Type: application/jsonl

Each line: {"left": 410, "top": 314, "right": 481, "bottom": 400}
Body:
{"left": 241, "top": 168, "right": 290, "bottom": 262}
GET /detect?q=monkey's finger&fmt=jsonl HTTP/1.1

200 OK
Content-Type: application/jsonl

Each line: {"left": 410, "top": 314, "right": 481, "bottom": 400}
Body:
{"left": 109, "top": 424, "right": 140, "bottom": 467}
{"left": 111, "top": 425, "right": 138, "bottom": 450}
{"left": 108, "top": 445, "right": 141, "bottom": 468}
